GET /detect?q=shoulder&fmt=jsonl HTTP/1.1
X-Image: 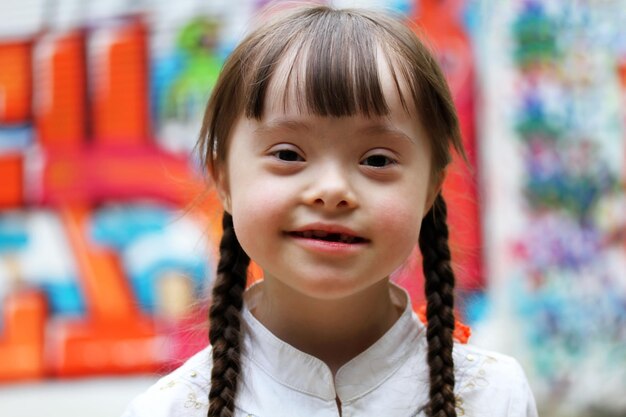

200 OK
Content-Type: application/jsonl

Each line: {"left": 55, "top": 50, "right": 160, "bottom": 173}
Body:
{"left": 121, "top": 346, "right": 213, "bottom": 417}
{"left": 453, "top": 343, "right": 527, "bottom": 387}
{"left": 453, "top": 344, "right": 538, "bottom": 417}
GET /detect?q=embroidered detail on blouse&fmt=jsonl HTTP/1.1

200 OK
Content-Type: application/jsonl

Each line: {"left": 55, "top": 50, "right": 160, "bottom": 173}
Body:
{"left": 459, "top": 354, "right": 498, "bottom": 391}
{"left": 156, "top": 369, "right": 210, "bottom": 411}
{"left": 455, "top": 395, "right": 465, "bottom": 416}
{"left": 184, "top": 392, "right": 207, "bottom": 410}
{"left": 454, "top": 353, "right": 500, "bottom": 415}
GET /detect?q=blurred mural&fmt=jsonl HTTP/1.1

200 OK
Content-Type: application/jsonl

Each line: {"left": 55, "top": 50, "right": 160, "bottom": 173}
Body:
{"left": 475, "top": 1, "right": 626, "bottom": 416}
{"left": 0, "top": 0, "right": 624, "bottom": 416}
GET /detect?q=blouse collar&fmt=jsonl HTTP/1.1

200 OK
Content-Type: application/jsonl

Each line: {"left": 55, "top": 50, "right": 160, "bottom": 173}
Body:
{"left": 241, "top": 282, "right": 425, "bottom": 402}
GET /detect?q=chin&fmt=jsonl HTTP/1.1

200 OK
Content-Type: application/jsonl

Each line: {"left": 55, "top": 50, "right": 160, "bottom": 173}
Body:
{"left": 290, "top": 276, "right": 383, "bottom": 301}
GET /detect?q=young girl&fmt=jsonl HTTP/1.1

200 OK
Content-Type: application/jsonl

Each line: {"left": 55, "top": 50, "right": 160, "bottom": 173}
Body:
{"left": 124, "top": 5, "right": 538, "bottom": 417}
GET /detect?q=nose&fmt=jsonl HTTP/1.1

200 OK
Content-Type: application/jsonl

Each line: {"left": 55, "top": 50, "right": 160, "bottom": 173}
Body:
{"left": 302, "top": 163, "right": 358, "bottom": 210}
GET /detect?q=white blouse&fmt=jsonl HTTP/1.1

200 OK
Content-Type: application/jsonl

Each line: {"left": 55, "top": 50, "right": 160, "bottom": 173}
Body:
{"left": 122, "top": 284, "right": 538, "bottom": 417}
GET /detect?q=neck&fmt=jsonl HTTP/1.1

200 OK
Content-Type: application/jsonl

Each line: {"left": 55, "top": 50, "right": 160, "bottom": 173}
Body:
{"left": 250, "top": 278, "right": 403, "bottom": 374}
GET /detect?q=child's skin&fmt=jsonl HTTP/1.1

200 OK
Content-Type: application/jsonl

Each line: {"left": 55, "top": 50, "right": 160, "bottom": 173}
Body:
{"left": 215, "top": 54, "right": 441, "bottom": 374}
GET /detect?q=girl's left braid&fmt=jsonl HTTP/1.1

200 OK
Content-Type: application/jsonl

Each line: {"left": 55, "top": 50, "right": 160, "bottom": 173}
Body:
{"left": 419, "top": 194, "right": 457, "bottom": 417}
{"left": 208, "top": 212, "right": 250, "bottom": 417}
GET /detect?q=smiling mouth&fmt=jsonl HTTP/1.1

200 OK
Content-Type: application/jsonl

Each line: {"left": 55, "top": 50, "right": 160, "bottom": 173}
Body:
{"left": 288, "top": 230, "right": 368, "bottom": 244}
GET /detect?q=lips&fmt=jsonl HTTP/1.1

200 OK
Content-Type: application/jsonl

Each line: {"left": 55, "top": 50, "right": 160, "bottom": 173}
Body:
{"left": 287, "top": 226, "right": 369, "bottom": 244}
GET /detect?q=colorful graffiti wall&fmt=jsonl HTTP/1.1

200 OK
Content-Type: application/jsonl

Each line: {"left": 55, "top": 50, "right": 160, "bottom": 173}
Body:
{"left": 3, "top": 0, "right": 625, "bottom": 416}
{"left": 0, "top": 0, "right": 481, "bottom": 382}
{"left": 475, "top": 1, "right": 626, "bottom": 416}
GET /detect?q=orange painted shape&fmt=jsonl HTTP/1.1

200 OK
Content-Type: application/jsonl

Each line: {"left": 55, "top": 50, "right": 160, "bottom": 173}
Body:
{"left": 411, "top": 0, "right": 483, "bottom": 290}
{"left": 34, "top": 30, "right": 87, "bottom": 148}
{"left": 0, "top": 41, "right": 32, "bottom": 124}
{"left": 41, "top": 146, "right": 211, "bottom": 205}
{"left": 40, "top": 144, "right": 224, "bottom": 249}
{"left": 619, "top": 60, "right": 626, "bottom": 88}
{"left": 91, "top": 19, "right": 150, "bottom": 145}
{"left": 0, "top": 290, "right": 47, "bottom": 381}
{"left": 87, "top": 147, "right": 200, "bottom": 203}
{"left": 415, "top": 304, "right": 471, "bottom": 344}
{"left": 44, "top": 205, "right": 163, "bottom": 376}
{"left": 0, "top": 153, "right": 23, "bottom": 208}
{"left": 46, "top": 317, "right": 161, "bottom": 377}
{"left": 247, "top": 262, "right": 264, "bottom": 286}
{"left": 414, "top": 0, "right": 473, "bottom": 96}
{"left": 59, "top": 206, "right": 137, "bottom": 321}
{"left": 443, "top": 153, "right": 482, "bottom": 287}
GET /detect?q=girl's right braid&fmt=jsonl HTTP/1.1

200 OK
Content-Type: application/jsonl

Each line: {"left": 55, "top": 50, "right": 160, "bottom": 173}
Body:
{"left": 418, "top": 194, "right": 457, "bottom": 417}
{"left": 208, "top": 212, "right": 250, "bottom": 417}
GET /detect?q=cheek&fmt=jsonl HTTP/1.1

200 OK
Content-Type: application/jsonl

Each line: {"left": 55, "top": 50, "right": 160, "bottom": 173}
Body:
{"left": 228, "top": 160, "right": 283, "bottom": 216}
{"left": 231, "top": 182, "right": 288, "bottom": 222}
{"left": 373, "top": 195, "right": 424, "bottom": 257}
{"left": 229, "top": 182, "right": 291, "bottom": 252}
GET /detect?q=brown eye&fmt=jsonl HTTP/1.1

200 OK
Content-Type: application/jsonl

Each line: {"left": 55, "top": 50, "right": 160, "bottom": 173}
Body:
{"left": 274, "top": 149, "right": 304, "bottom": 162}
{"left": 361, "top": 154, "right": 395, "bottom": 167}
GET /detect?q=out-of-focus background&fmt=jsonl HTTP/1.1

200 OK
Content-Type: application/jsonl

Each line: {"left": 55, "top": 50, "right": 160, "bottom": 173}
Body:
{"left": 0, "top": 0, "right": 624, "bottom": 416}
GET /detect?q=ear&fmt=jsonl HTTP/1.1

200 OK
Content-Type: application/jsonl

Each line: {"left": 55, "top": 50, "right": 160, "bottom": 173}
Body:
{"left": 423, "top": 169, "right": 446, "bottom": 216}
{"left": 213, "top": 167, "right": 232, "bottom": 214}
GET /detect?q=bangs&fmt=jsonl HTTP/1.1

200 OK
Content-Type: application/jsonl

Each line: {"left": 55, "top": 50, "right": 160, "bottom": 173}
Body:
{"left": 201, "top": 6, "right": 463, "bottom": 176}
{"left": 243, "top": 8, "right": 414, "bottom": 119}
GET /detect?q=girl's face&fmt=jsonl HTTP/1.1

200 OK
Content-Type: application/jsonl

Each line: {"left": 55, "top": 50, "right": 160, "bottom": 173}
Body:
{"left": 216, "top": 62, "right": 439, "bottom": 301}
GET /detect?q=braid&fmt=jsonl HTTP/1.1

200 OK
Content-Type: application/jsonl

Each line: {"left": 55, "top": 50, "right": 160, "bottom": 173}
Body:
{"left": 208, "top": 212, "right": 250, "bottom": 417}
{"left": 418, "top": 194, "right": 457, "bottom": 417}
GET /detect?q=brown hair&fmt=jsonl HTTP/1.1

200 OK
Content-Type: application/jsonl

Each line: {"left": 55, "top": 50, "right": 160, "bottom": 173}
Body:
{"left": 197, "top": 5, "right": 463, "bottom": 417}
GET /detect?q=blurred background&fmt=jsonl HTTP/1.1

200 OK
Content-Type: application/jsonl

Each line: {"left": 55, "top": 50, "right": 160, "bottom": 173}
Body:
{"left": 0, "top": 0, "right": 624, "bottom": 416}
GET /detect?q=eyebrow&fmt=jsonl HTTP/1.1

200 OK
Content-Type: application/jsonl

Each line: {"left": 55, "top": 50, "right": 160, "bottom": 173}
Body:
{"left": 253, "top": 119, "right": 418, "bottom": 144}
{"left": 253, "top": 119, "right": 312, "bottom": 135}
{"left": 357, "top": 124, "right": 418, "bottom": 145}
